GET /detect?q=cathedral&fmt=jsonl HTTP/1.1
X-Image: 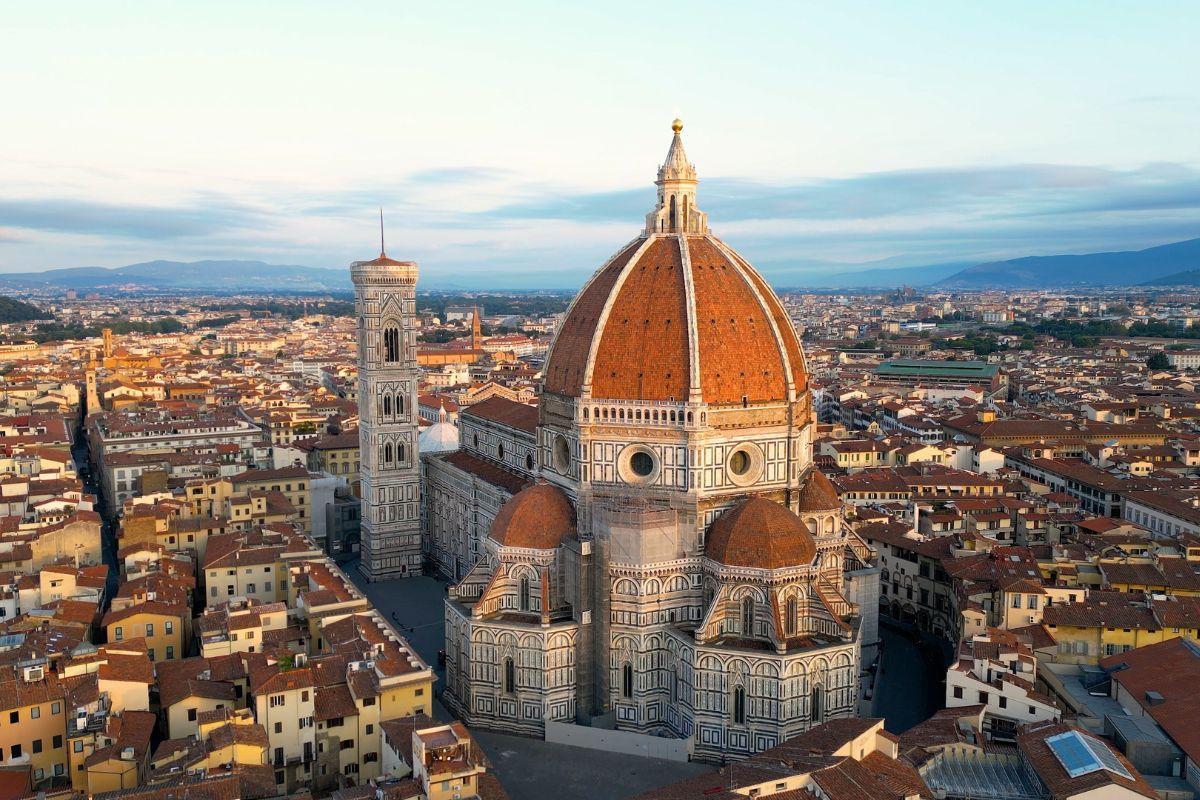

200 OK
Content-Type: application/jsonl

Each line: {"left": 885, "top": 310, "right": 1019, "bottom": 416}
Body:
{"left": 360, "top": 121, "right": 879, "bottom": 762}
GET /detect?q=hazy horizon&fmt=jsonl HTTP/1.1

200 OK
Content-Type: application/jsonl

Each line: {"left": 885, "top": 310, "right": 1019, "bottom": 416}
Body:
{"left": 4, "top": 2, "right": 1200, "bottom": 287}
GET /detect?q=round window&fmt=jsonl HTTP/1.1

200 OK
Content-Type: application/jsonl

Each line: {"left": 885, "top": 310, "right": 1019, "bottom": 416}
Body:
{"left": 725, "top": 442, "right": 764, "bottom": 487}
{"left": 553, "top": 435, "right": 571, "bottom": 472}
{"left": 630, "top": 451, "right": 655, "bottom": 477}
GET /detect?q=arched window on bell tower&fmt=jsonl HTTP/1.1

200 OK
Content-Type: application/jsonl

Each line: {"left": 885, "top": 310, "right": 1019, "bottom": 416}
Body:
{"left": 383, "top": 326, "right": 400, "bottom": 362}
{"left": 396, "top": 393, "right": 405, "bottom": 415}
{"left": 384, "top": 443, "right": 393, "bottom": 465}
{"left": 382, "top": 395, "right": 392, "bottom": 417}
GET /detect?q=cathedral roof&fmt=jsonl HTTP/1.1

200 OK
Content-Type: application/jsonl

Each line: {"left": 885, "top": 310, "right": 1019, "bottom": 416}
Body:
{"left": 542, "top": 122, "right": 807, "bottom": 407}
{"left": 705, "top": 497, "right": 817, "bottom": 570}
{"left": 796, "top": 468, "right": 841, "bottom": 513}
{"left": 487, "top": 483, "right": 575, "bottom": 550}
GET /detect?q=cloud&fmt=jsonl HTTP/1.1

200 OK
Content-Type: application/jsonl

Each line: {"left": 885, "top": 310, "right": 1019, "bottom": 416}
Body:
{"left": 3, "top": 160, "right": 1200, "bottom": 288}
{"left": 0, "top": 195, "right": 264, "bottom": 240}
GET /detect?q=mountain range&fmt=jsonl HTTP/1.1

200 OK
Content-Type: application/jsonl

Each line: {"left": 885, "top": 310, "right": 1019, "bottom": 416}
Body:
{"left": 935, "top": 237, "right": 1200, "bottom": 288}
{"left": 3, "top": 237, "right": 1200, "bottom": 292}
{"left": 0, "top": 260, "right": 350, "bottom": 292}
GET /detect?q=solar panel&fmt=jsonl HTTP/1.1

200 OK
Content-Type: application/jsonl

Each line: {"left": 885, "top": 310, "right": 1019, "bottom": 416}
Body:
{"left": 1046, "top": 730, "right": 1133, "bottom": 781}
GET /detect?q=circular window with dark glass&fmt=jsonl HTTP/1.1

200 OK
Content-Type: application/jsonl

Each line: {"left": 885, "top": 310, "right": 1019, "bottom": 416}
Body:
{"left": 630, "top": 450, "right": 655, "bottom": 477}
{"left": 729, "top": 449, "right": 751, "bottom": 476}
{"left": 553, "top": 434, "right": 571, "bottom": 472}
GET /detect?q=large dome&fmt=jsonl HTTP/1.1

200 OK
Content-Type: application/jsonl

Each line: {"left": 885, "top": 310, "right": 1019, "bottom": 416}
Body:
{"left": 543, "top": 122, "right": 807, "bottom": 407}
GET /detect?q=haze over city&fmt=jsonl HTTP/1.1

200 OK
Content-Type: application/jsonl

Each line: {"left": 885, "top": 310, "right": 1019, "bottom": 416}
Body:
{"left": 4, "top": 2, "right": 1200, "bottom": 287}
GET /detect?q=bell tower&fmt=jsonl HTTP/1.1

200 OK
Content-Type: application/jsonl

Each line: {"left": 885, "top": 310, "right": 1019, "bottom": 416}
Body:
{"left": 351, "top": 221, "right": 422, "bottom": 581}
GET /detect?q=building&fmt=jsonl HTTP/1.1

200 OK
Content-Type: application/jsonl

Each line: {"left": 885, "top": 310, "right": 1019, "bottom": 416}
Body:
{"left": 1100, "top": 637, "right": 1200, "bottom": 787}
{"left": 352, "top": 241, "right": 422, "bottom": 580}
{"left": 946, "top": 629, "right": 1061, "bottom": 740}
{"left": 436, "top": 121, "right": 879, "bottom": 762}
{"left": 632, "top": 718, "right": 926, "bottom": 800}
{"left": 873, "top": 359, "right": 1006, "bottom": 394}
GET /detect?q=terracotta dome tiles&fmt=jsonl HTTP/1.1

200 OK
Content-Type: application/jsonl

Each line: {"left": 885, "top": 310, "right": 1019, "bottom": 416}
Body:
{"left": 487, "top": 483, "right": 576, "bottom": 550}
{"left": 590, "top": 237, "right": 689, "bottom": 401}
{"left": 705, "top": 496, "right": 817, "bottom": 570}
{"left": 542, "top": 232, "right": 808, "bottom": 407}
{"left": 796, "top": 468, "right": 841, "bottom": 512}
{"left": 543, "top": 239, "right": 642, "bottom": 397}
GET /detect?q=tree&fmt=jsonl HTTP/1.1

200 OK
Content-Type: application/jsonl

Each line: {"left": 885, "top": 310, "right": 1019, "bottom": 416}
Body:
{"left": 1147, "top": 352, "right": 1171, "bottom": 370}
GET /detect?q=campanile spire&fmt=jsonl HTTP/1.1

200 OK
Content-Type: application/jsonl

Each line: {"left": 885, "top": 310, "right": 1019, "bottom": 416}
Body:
{"left": 645, "top": 118, "right": 709, "bottom": 234}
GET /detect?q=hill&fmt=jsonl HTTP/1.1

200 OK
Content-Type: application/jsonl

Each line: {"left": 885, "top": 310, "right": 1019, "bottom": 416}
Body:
{"left": 1141, "top": 269, "right": 1200, "bottom": 286}
{"left": 0, "top": 296, "right": 51, "bottom": 323}
{"left": 938, "top": 237, "right": 1200, "bottom": 288}
{"left": 0, "top": 260, "right": 349, "bottom": 292}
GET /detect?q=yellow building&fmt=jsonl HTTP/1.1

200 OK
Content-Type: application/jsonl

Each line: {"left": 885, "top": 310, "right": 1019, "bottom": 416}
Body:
{"left": 1042, "top": 590, "right": 1200, "bottom": 664}
{"left": 0, "top": 663, "right": 68, "bottom": 786}
{"left": 102, "top": 602, "right": 189, "bottom": 663}
{"left": 231, "top": 466, "right": 313, "bottom": 534}
{"left": 81, "top": 710, "right": 155, "bottom": 795}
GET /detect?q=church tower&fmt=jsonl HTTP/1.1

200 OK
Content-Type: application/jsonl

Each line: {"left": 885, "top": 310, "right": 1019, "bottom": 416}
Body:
{"left": 351, "top": 225, "right": 423, "bottom": 581}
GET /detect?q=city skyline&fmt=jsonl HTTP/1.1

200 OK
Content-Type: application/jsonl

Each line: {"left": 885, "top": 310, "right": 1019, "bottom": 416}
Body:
{"left": 4, "top": 2, "right": 1200, "bottom": 287}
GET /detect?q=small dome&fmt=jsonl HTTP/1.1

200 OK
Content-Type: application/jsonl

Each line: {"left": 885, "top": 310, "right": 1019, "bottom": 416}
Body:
{"left": 796, "top": 468, "right": 840, "bottom": 513}
{"left": 488, "top": 483, "right": 576, "bottom": 550}
{"left": 418, "top": 421, "right": 459, "bottom": 454}
{"left": 705, "top": 497, "right": 816, "bottom": 569}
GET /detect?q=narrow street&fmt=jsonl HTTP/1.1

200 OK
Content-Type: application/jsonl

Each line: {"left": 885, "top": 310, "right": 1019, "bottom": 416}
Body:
{"left": 873, "top": 620, "right": 949, "bottom": 733}
{"left": 72, "top": 429, "right": 119, "bottom": 603}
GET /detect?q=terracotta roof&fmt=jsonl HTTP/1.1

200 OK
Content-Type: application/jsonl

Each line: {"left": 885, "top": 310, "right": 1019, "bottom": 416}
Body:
{"left": 705, "top": 497, "right": 816, "bottom": 569}
{"left": 461, "top": 396, "right": 538, "bottom": 434}
{"left": 1016, "top": 722, "right": 1156, "bottom": 800}
{"left": 543, "top": 234, "right": 806, "bottom": 406}
{"left": 1100, "top": 638, "right": 1200, "bottom": 759}
{"left": 437, "top": 451, "right": 529, "bottom": 495}
{"left": 487, "top": 483, "right": 575, "bottom": 550}
{"left": 796, "top": 468, "right": 841, "bottom": 512}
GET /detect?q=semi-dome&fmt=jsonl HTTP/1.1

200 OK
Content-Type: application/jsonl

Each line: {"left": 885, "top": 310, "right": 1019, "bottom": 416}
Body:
{"left": 418, "top": 403, "right": 460, "bottom": 454}
{"left": 488, "top": 483, "right": 576, "bottom": 550}
{"left": 796, "top": 468, "right": 841, "bottom": 513}
{"left": 543, "top": 121, "right": 807, "bottom": 407}
{"left": 705, "top": 496, "right": 817, "bottom": 569}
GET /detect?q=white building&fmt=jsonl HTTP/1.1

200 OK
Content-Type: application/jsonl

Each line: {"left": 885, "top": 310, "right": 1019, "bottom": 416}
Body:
{"left": 433, "top": 121, "right": 879, "bottom": 763}
{"left": 946, "top": 629, "right": 1060, "bottom": 740}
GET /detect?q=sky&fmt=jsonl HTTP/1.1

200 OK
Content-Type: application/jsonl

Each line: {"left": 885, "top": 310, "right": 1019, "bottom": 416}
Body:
{"left": 3, "top": 1, "right": 1200, "bottom": 289}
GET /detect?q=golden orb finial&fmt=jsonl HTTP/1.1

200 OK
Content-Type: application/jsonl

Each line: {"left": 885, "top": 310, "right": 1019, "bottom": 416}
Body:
{"left": 671, "top": 118, "right": 683, "bottom": 133}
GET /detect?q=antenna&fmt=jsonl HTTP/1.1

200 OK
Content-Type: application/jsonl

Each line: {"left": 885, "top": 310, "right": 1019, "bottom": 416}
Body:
{"left": 379, "top": 208, "right": 386, "bottom": 257}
